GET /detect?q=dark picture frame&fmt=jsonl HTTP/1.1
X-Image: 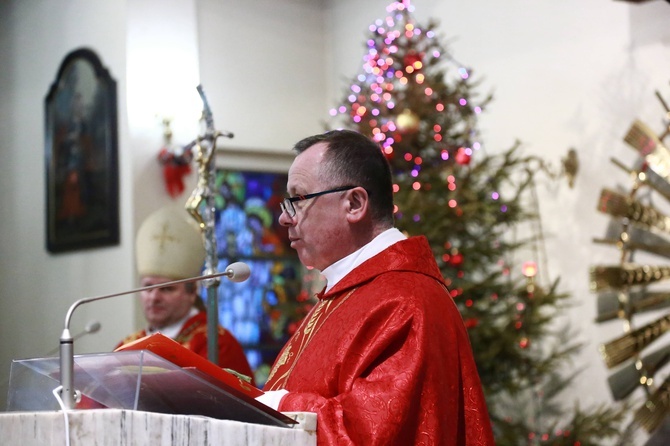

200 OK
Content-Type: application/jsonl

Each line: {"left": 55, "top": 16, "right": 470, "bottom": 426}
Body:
{"left": 45, "top": 48, "right": 119, "bottom": 253}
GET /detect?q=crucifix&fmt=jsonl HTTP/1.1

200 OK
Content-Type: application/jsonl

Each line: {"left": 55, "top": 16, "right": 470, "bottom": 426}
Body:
{"left": 186, "top": 85, "right": 234, "bottom": 364}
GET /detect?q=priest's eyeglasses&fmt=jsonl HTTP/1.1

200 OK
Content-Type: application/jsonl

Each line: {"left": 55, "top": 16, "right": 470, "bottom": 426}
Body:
{"left": 280, "top": 185, "right": 357, "bottom": 217}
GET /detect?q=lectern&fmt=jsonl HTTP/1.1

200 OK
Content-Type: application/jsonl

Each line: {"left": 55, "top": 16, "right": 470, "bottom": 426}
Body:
{"left": 4, "top": 338, "right": 316, "bottom": 445}
{"left": 0, "top": 409, "right": 316, "bottom": 445}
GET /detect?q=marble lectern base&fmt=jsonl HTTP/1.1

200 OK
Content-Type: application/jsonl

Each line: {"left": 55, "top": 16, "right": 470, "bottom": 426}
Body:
{"left": 0, "top": 409, "right": 317, "bottom": 446}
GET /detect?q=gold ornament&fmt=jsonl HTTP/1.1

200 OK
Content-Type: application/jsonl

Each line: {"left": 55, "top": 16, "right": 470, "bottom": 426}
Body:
{"left": 561, "top": 148, "right": 579, "bottom": 188}
{"left": 599, "top": 313, "right": 670, "bottom": 369}
{"left": 589, "top": 264, "right": 670, "bottom": 292}
{"left": 597, "top": 188, "right": 670, "bottom": 234}
{"left": 591, "top": 88, "right": 670, "bottom": 440}
{"left": 396, "top": 109, "right": 420, "bottom": 134}
{"left": 624, "top": 120, "right": 670, "bottom": 182}
{"left": 634, "top": 373, "right": 670, "bottom": 433}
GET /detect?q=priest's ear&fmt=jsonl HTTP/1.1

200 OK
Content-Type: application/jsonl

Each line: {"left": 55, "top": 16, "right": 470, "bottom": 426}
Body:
{"left": 345, "top": 187, "right": 369, "bottom": 223}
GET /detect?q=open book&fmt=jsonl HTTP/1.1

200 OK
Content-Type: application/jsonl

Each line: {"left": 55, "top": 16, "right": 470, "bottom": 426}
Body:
{"left": 114, "top": 332, "right": 296, "bottom": 426}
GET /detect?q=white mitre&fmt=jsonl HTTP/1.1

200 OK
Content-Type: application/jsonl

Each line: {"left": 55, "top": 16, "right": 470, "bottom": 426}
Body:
{"left": 136, "top": 206, "right": 206, "bottom": 280}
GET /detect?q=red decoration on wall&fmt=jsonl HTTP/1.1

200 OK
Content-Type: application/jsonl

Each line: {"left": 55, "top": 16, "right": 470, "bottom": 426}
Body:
{"left": 158, "top": 147, "right": 192, "bottom": 198}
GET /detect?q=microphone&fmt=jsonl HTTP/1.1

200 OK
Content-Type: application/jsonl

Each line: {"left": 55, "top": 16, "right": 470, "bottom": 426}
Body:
{"left": 58, "top": 262, "right": 250, "bottom": 409}
{"left": 0, "top": 320, "right": 102, "bottom": 400}
{"left": 45, "top": 321, "right": 101, "bottom": 357}
{"left": 82, "top": 320, "right": 103, "bottom": 337}
{"left": 226, "top": 261, "right": 250, "bottom": 282}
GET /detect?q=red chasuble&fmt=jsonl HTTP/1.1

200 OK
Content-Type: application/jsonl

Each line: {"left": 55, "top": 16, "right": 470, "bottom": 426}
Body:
{"left": 264, "top": 236, "right": 494, "bottom": 445}
{"left": 116, "top": 312, "right": 254, "bottom": 385}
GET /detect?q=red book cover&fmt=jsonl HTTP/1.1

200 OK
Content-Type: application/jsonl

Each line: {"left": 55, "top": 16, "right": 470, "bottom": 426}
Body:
{"left": 114, "top": 332, "right": 263, "bottom": 398}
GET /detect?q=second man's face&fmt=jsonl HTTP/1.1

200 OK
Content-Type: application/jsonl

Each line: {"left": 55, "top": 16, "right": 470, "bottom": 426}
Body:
{"left": 140, "top": 275, "right": 195, "bottom": 329}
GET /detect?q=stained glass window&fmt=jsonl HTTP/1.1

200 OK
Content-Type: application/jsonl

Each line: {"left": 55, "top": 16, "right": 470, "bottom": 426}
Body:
{"left": 206, "top": 169, "right": 321, "bottom": 387}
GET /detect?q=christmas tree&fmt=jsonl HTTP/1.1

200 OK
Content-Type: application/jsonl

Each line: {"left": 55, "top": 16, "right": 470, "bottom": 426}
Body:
{"left": 328, "top": 1, "right": 627, "bottom": 444}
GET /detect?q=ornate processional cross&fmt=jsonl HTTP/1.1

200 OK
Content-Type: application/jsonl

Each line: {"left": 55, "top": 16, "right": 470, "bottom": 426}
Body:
{"left": 185, "top": 85, "right": 234, "bottom": 364}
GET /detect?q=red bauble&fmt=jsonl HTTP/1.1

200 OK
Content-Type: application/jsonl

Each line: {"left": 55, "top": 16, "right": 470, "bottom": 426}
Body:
{"left": 464, "top": 318, "right": 479, "bottom": 329}
{"left": 449, "top": 253, "right": 464, "bottom": 266}
{"left": 455, "top": 147, "right": 471, "bottom": 165}
{"left": 403, "top": 51, "right": 423, "bottom": 69}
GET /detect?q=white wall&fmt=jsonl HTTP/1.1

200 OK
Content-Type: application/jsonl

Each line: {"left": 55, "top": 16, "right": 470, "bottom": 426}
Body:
{"left": 0, "top": 0, "right": 134, "bottom": 407}
{"left": 2, "top": 0, "right": 670, "bottom": 435}
{"left": 197, "top": 0, "right": 329, "bottom": 153}
{"left": 126, "top": 0, "right": 202, "bottom": 237}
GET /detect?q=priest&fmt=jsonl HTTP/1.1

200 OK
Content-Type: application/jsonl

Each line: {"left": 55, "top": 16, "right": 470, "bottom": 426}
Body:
{"left": 115, "top": 206, "right": 254, "bottom": 383}
{"left": 258, "top": 130, "right": 494, "bottom": 445}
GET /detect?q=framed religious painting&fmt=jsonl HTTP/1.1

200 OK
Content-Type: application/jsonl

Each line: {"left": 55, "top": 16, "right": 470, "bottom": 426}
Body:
{"left": 45, "top": 48, "right": 119, "bottom": 253}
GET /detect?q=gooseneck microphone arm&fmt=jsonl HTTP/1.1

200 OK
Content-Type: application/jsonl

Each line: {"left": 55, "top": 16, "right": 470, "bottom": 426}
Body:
{"left": 58, "top": 262, "right": 250, "bottom": 409}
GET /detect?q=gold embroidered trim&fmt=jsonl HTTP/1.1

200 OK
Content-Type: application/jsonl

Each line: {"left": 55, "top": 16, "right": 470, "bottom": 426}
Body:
{"left": 266, "top": 287, "right": 358, "bottom": 389}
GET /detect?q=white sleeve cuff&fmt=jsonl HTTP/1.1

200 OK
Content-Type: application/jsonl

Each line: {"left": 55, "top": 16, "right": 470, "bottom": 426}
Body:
{"left": 255, "top": 389, "right": 289, "bottom": 410}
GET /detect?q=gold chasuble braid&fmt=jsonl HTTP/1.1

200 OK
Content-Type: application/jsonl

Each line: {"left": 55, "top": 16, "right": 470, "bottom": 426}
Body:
{"left": 266, "top": 288, "right": 357, "bottom": 389}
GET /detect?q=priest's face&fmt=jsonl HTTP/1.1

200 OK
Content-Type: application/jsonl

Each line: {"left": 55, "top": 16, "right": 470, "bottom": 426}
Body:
{"left": 279, "top": 142, "right": 352, "bottom": 271}
{"left": 140, "top": 275, "right": 196, "bottom": 329}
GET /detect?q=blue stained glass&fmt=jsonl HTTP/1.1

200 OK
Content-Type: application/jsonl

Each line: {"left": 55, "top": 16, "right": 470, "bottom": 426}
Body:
{"left": 246, "top": 350, "right": 262, "bottom": 370}
{"left": 208, "top": 169, "right": 321, "bottom": 388}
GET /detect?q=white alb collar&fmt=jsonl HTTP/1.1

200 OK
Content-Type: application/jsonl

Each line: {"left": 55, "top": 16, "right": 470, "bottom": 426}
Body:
{"left": 321, "top": 228, "right": 406, "bottom": 292}
{"left": 148, "top": 306, "right": 199, "bottom": 339}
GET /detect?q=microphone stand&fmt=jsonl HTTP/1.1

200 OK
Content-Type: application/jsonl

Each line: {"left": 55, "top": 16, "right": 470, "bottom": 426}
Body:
{"left": 58, "top": 263, "right": 249, "bottom": 409}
